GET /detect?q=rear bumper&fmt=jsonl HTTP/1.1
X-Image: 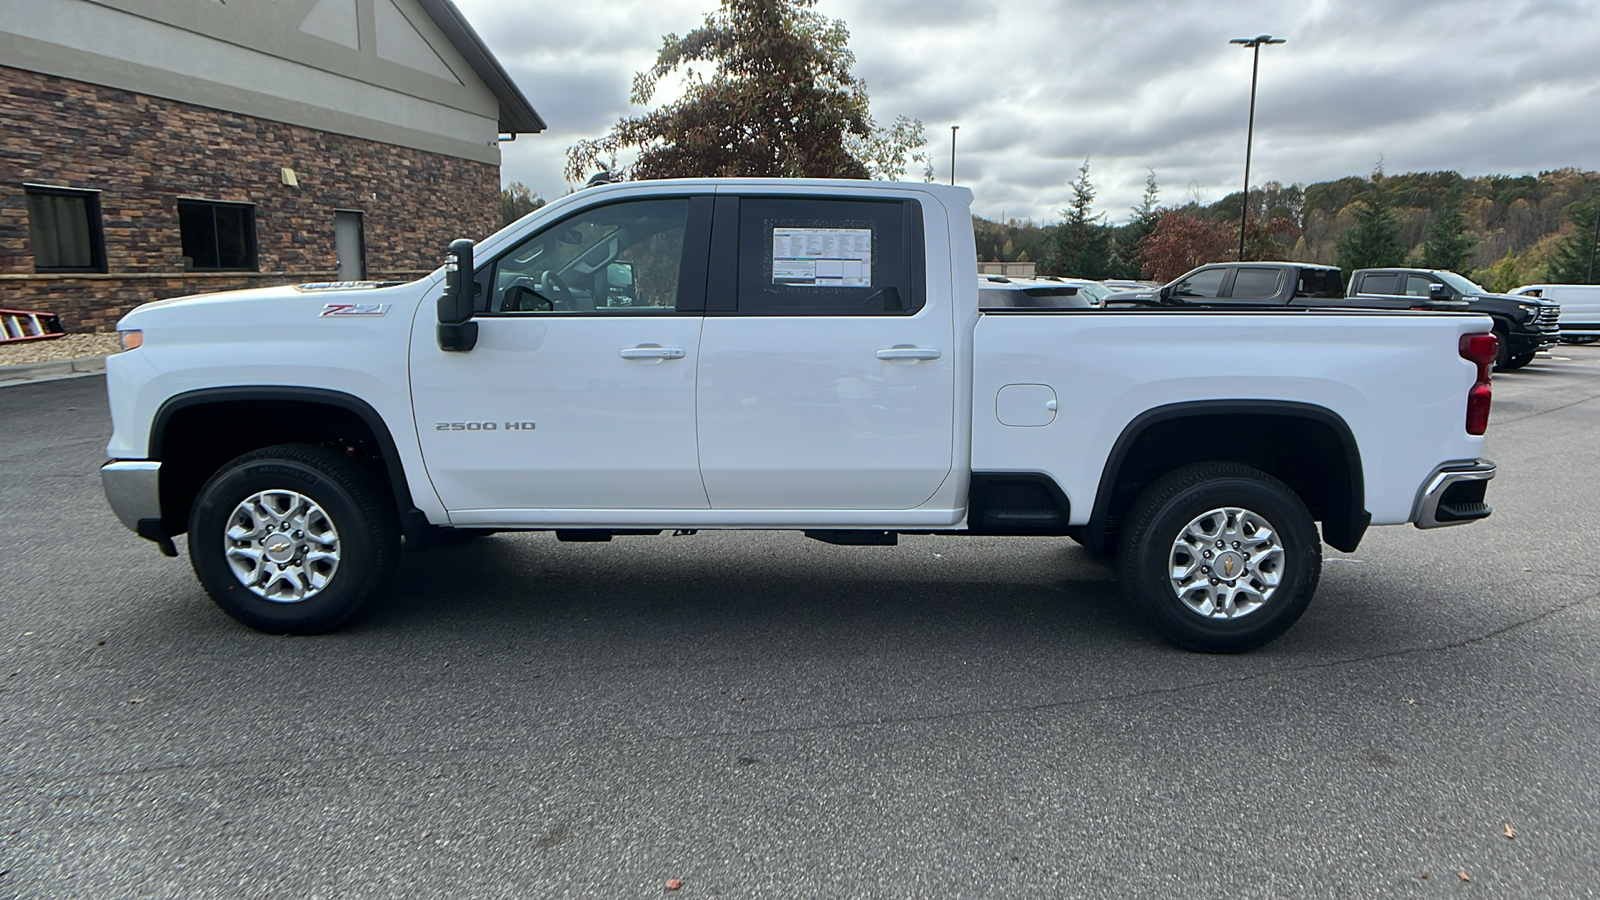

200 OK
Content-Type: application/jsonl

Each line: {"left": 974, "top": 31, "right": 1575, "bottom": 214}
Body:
{"left": 1412, "top": 459, "right": 1495, "bottom": 528}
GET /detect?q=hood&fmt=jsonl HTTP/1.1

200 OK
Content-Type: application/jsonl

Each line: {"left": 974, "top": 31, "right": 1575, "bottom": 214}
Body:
{"left": 1104, "top": 288, "right": 1164, "bottom": 305}
{"left": 1460, "top": 291, "right": 1558, "bottom": 308}
{"left": 118, "top": 279, "right": 423, "bottom": 327}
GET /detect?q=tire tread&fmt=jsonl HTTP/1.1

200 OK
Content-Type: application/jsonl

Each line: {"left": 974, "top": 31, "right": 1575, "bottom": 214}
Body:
{"left": 188, "top": 443, "right": 399, "bottom": 634}
{"left": 1117, "top": 462, "right": 1320, "bottom": 653}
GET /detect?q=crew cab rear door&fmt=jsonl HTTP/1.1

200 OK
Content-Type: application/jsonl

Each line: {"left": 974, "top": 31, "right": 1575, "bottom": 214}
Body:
{"left": 694, "top": 191, "right": 955, "bottom": 510}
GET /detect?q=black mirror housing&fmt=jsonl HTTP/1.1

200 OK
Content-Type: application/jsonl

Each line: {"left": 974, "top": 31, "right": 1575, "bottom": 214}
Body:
{"left": 438, "top": 238, "right": 478, "bottom": 352}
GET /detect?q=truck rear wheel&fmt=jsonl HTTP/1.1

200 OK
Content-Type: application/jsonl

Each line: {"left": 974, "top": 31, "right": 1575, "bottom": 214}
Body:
{"left": 1117, "top": 463, "right": 1320, "bottom": 653}
{"left": 188, "top": 444, "right": 399, "bottom": 634}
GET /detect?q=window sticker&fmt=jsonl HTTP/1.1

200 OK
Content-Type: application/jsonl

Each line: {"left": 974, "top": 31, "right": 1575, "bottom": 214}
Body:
{"left": 771, "top": 227, "right": 872, "bottom": 287}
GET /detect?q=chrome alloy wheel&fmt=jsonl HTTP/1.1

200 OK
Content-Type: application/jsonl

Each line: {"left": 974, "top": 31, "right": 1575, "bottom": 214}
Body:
{"left": 223, "top": 490, "right": 341, "bottom": 603}
{"left": 1168, "top": 506, "right": 1284, "bottom": 619}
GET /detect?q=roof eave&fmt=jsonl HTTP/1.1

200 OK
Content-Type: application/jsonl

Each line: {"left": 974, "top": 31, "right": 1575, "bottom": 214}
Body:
{"left": 415, "top": 0, "right": 547, "bottom": 135}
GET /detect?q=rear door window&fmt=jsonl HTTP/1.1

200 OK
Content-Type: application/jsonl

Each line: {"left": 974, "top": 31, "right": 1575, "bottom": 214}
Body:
{"left": 1358, "top": 273, "right": 1399, "bottom": 295}
{"left": 1227, "top": 267, "right": 1284, "bottom": 301}
{"left": 727, "top": 197, "right": 924, "bottom": 315}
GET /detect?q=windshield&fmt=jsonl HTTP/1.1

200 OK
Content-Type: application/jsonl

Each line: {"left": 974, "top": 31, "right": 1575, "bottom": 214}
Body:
{"left": 1435, "top": 271, "right": 1488, "bottom": 295}
{"left": 1071, "top": 283, "right": 1110, "bottom": 303}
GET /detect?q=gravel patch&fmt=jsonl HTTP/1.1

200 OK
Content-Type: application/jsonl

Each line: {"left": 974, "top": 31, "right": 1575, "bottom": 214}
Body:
{"left": 0, "top": 334, "right": 123, "bottom": 367}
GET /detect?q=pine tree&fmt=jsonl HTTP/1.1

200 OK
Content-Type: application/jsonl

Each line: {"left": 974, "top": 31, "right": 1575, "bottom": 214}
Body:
{"left": 1112, "top": 169, "right": 1159, "bottom": 278}
{"left": 1418, "top": 185, "right": 1475, "bottom": 272}
{"left": 1049, "top": 158, "right": 1113, "bottom": 278}
{"left": 1546, "top": 198, "right": 1600, "bottom": 284}
{"left": 1336, "top": 165, "right": 1405, "bottom": 277}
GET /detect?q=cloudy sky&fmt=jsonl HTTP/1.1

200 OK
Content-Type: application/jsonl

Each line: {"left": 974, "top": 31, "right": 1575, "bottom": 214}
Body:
{"left": 452, "top": 0, "right": 1600, "bottom": 226}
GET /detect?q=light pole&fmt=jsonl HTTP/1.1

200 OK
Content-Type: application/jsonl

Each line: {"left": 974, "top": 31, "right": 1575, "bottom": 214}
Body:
{"left": 1229, "top": 34, "right": 1284, "bottom": 261}
{"left": 950, "top": 125, "right": 959, "bottom": 186}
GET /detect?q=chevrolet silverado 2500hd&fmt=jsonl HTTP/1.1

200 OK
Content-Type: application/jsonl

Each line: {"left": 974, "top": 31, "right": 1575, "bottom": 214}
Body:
{"left": 101, "top": 179, "right": 1499, "bottom": 652}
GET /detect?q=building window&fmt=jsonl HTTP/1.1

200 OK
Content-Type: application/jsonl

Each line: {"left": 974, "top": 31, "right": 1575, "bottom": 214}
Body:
{"left": 25, "top": 186, "right": 106, "bottom": 273}
{"left": 178, "top": 200, "right": 257, "bottom": 271}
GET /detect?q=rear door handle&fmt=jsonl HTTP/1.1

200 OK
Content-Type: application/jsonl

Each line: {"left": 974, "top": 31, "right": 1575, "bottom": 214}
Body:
{"left": 619, "top": 345, "right": 686, "bottom": 360}
{"left": 876, "top": 346, "right": 941, "bottom": 360}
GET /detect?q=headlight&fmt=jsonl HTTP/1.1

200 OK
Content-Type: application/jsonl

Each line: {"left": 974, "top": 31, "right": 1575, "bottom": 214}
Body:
{"left": 1519, "top": 306, "right": 1537, "bottom": 323}
{"left": 119, "top": 329, "right": 143, "bottom": 351}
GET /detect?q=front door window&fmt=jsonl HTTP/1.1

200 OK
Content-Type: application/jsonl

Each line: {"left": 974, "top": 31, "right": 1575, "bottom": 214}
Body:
{"left": 488, "top": 199, "right": 688, "bottom": 314}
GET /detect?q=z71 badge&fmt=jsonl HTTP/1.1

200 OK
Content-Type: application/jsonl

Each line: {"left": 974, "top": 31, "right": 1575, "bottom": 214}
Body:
{"left": 320, "top": 302, "right": 390, "bottom": 317}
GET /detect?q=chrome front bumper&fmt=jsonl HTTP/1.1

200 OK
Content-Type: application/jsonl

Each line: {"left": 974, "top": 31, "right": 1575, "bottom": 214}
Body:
{"left": 102, "top": 460, "right": 176, "bottom": 555}
{"left": 1412, "top": 459, "right": 1496, "bottom": 529}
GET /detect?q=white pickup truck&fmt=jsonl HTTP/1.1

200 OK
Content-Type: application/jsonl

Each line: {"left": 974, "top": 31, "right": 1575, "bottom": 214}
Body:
{"left": 102, "top": 179, "right": 1499, "bottom": 652}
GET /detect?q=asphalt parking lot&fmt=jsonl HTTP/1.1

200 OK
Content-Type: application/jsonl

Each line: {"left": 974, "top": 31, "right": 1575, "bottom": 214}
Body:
{"left": 2, "top": 348, "right": 1598, "bottom": 898}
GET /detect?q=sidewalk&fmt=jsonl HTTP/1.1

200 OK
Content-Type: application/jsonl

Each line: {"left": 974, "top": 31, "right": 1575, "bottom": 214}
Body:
{"left": 0, "top": 355, "right": 108, "bottom": 387}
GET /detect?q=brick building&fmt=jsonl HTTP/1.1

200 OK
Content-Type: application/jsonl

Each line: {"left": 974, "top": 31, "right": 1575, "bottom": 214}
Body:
{"left": 0, "top": 0, "right": 543, "bottom": 330}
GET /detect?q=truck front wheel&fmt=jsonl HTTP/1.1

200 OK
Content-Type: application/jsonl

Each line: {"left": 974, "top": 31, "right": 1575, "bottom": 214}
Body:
{"left": 188, "top": 445, "right": 399, "bottom": 634}
{"left": 1491, "top": 325, "right": 1512, "bottom": 370}
{"left": 1117, "top": 463, "right": 1321, "bottom": 653}
{"left": 1501, "top": 350, "right": 1537, "bottom": 370}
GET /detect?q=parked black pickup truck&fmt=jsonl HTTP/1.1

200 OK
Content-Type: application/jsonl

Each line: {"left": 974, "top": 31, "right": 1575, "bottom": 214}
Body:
{"left": 1348, "top": 268, "right": 1560, "bottom": 370}
{"left": 1106, "top": 262, "right": 1559, "bottom": 370}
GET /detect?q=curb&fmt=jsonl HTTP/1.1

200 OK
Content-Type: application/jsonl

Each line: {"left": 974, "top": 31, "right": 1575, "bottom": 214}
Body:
{"left": 0, "top": 355, "right": 108, "bottom": 387}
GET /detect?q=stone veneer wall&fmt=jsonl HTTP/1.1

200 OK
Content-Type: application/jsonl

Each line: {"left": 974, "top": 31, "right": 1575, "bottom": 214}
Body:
{"left": 0, "top": 65, "right": 501, "bottom": 331}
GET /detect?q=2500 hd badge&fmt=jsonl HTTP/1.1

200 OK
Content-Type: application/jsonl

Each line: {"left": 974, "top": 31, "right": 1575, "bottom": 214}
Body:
{"left": 434, "top": 421, "right": 537, "bottom": 431}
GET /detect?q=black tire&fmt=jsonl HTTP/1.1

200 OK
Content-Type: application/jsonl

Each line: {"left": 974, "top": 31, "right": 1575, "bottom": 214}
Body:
{"left": 188, "top": 444, "right": 399, "bottom": 634}
{"left": 1491, "top": 325, "right": 1511, "bottom": 370}
{"left": 1117, "top": 463, "right": 1321, "bottom": 653}
{"left": 1564, "top": 335, "right": 1600, "bottom": 345}
{"left": 1502, "top": 350, "right": 1537, "bottom": 370}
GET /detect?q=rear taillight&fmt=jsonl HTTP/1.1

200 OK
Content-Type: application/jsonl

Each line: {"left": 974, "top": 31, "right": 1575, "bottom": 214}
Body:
{"left": 1460, "top": 333, "right": 1495, "bottom": 435}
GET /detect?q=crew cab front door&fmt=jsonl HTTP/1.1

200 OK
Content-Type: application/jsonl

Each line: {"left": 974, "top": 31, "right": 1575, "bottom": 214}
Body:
{"left": 411, "top": 195, "right": 713, "bottom": 516}
{"left": 694, "top": 193, "right": 955, "bottom": 510}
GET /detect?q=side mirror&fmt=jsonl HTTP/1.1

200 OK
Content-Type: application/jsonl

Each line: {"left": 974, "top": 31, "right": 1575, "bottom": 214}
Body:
{"left": 1429, "top": 282, "right": 1450, "bottom": 302}
{"left": 606, "top": 262, "right": 635, "bottom": 289}
{"left": 437, "top": 238, "right": 479, "bottom": 352}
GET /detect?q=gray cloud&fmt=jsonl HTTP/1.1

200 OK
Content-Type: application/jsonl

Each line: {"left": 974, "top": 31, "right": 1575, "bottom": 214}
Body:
{"left": 455, "top": 0, "right": 1600, "bottom": 225}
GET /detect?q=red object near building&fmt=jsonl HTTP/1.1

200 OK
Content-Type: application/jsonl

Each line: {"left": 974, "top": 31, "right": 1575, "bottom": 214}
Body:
{"left": 0, "top": 308, "right": 65, "bottom": 343}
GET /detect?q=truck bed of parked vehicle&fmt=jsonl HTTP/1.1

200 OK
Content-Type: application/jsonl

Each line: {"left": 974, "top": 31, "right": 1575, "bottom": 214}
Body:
{"left": 102, "top": 179, "right": 1499, "bottom": 652}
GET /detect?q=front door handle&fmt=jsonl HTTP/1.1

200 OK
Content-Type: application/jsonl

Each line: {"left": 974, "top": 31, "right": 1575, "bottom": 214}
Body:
{"left": 876, "top": 346, "right": 941, "bottom": 360}
{"left": 620, "top": 345, "right": 686, "bottom": 360}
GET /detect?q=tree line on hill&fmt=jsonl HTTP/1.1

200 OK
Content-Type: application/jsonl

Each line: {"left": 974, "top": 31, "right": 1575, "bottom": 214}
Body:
{"left": 978, "top": 162, "right": 1600, "bottom": 289}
